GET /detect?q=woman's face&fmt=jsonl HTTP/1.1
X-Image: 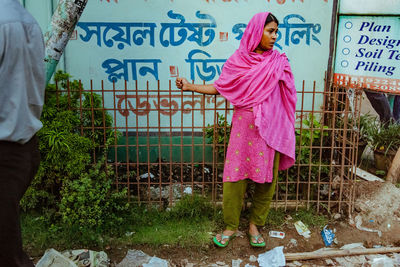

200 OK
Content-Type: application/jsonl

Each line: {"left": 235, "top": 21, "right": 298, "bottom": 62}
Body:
{"left": 255, "top": 21, "right": 278, "bottom": 54}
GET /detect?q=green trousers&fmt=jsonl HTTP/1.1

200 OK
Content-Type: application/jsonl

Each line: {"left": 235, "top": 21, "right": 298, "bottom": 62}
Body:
{"left": 223, "top": 152, "right": 280, "bottom": 230}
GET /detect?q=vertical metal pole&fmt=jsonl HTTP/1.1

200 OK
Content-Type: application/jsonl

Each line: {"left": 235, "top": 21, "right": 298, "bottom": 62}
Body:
{"left": 306, "top": 82, "right": 316, "bottom": 210}
{"left": 325, "top": 0, "right": 339, "bottom": 87}
{"left": 296, "top": 81, "right": 305, "bottom": 210}
{"left": 202, "top": 94, "right": 206, "bottom": 196}
{"left": 157, "top": 81, "right": 162, "bottom": 204}
{"left": 90, "top": 80, "right": 96, "bottom": 162}
{"left": 112, "top": 81, "right": 119, "bottom": 191}
{"left": 44, "top": 0, "right": 88, "bottom": 84}
{"left": 126, "top": 81, "right": 131, "bottom": 201}
{"left": 146, "top": 81, "right": 150, "bottom": 202}
{"left": 180, "top": 80, "right": 184, "bottom": 194}
{"left": 169, "top": 80, "right": 173, "bottom": 204}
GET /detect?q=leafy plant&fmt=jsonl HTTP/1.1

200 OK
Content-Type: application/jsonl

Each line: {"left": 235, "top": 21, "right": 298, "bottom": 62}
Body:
{"left": 59, "top": 160, "right": 128, "bottom": 230}
{"left": 280, "top": 114, "right": 330, "bottom": 198}
{"left": 336, "top": 112, "right": 376, "bottom": 144}
{"left": 357, "top": 113, "right": 375, "bottom": 144}
{"left": 295, "top": 114, "right": 329, "bottom": 179}
{"left": 204, "top": 113, "right": 231, "bottom": 160}
{"left": 21, "top": 71, "right": 125, "bottom": 231}
{"left": 366, "top": 119, "right": 400, "bottom": 154}
{"left": 296, "top": 114, "right": 329, "bottom": 165}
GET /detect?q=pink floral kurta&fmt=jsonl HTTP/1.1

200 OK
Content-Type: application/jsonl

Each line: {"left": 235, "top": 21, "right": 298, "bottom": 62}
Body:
{"left": 223, "top": 108, "right": 275, "bottom": 184}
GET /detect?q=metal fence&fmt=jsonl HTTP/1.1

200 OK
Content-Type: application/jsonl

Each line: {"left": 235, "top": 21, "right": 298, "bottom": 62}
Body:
{"left": 54, "top": 77, "right": 362, "bottom": 214}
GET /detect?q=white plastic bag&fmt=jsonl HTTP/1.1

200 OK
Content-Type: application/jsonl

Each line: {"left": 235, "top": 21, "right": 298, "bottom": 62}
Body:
{"left": 257, "top": 246, "right": 286, "bottom": 267}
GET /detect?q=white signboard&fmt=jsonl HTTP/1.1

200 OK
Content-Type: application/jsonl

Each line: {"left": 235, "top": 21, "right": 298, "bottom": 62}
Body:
{"left": 334, "top": 16, "right": 400, "bottom": 94}
{"left": 339, "top": 0, "right": 400, "bottom": 15}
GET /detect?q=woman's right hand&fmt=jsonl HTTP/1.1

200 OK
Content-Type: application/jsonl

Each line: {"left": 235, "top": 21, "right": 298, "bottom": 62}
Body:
{"left": 175, "top": 78, "right": 218, "bottom": 95}
{"left": 175, "top": 77, "right": 190, "bottom": 90}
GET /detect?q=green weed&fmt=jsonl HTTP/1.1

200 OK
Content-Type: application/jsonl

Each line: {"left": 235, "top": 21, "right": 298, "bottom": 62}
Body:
{"left": 264, "top": 208, "right": 287, "bottom": 228}
{"left": 22, "top": 194, "right": 219, "bottom": 252}
{"left": 125, "top": 219, "right": 214, "bottom": 248}
{"left": 291, "top": 208, "right": 328, "bottom": 229}
{"left": 168, "top": 194, "right": 215, "bottom": 221}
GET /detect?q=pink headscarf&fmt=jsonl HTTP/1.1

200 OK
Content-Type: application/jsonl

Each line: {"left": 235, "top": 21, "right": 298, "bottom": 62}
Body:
{"left": 214, "top": 12, "right": 297, "bottom": 170}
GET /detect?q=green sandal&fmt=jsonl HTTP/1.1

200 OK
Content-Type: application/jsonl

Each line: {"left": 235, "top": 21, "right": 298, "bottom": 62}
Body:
{"left": 248, "top": 233, "right": 266, "bottom": 247}
{"left": 213, "top": 233, "right": 236, "bottom": 248}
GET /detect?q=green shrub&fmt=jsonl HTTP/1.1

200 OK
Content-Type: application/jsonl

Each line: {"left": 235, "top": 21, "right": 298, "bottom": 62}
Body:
{"left": 282, "top": 114, "right": 330, "bottom": 181}
{"left": 21, "top": 71, "right": 126, "bottom": 231}
{"left": 204, "top": 113, "right": 231, "bottom": 160}
{"left": 296, "top": 114, "right": 329, "bottom": 168}
{"left": 277, "top": 114, "right": 330, "bottom": 199}
{"left": 21, "top": 111, "right": 94, "bottom": 210}
{"left": 59, "top": 161, "right": 128, "bottom": 230}
{"left": 366, "top": 119, "right": 400, "bottom": 154}
{"left": 357, "top": 113, "right": 375, "bottom": 144}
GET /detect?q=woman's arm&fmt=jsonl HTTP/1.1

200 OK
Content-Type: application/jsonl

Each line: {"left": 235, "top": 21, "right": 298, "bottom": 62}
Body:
{"left": 175, "top": 77, "right": 219, "bottom": 95}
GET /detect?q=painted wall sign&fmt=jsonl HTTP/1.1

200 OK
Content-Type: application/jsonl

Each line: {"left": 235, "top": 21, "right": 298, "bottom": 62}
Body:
{"left": 25, "top": 0, "right": 334, "bottom": 131}
{"left": 334, "top": 16, "right": 400, "bottom": 93}
{"left": 73, "top": 10, "right": 324, "bottom": 84}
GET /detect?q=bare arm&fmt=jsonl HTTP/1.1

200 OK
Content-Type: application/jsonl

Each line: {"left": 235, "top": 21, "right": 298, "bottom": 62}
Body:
{"left": 175, "top": 77, "right": 219, "bottom": 95}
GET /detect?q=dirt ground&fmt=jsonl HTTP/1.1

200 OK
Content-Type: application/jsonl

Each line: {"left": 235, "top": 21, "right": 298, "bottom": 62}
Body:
{"left": 31, "top": 180, "right": 400, "bottom": 266}
{"left": 107, "top": 180, "right": 400, "bottom": 266}
{"left": 105, "top": 218, "right": 400, "bottom": 266}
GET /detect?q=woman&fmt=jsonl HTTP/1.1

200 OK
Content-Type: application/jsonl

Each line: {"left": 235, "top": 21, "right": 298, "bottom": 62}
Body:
{"left": 176, "top": 12, "right": 297, "bottom": 247}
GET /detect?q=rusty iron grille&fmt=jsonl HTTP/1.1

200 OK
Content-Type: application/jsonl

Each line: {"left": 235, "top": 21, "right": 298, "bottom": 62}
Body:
{"left": 53, "top": 78, "right": 362, "bottom": 214}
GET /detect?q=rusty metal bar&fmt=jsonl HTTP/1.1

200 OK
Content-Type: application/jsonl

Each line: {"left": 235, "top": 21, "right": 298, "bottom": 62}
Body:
{"left": 90, "top": 80, "right": 96, "bottom": 162}
{"left": 306, "top": 81, "right": 316, "bottom": 209}
{"left": 169, "top": 80, "right": 173, "bottom": 204}
{"left": 57, "top": 78, "right": 362, "bottom": 214}
{"left": 125, "top": 80, "right": 131, "bottom": 201}
{"left": 146, "top": 81, "right": 151, "bottom": 202}
{"left": 202, "top": 93, "right": 206, "bottom": 196}
{"left": 296, "top": 80, "right": 306, "bottom": 210}
{"left": 316, "top": 78, "right": 327, "bottom": 212}
{"left": 157, "top": 80, "right": 163, "bottom": 205}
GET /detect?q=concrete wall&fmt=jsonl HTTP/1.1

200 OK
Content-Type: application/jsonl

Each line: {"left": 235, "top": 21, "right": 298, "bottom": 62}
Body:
{"left": 22, "top": 0, "right": 338, "bottom": 162}
{"left": 22, "top": 0, "right": 335, "bottom": 130}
